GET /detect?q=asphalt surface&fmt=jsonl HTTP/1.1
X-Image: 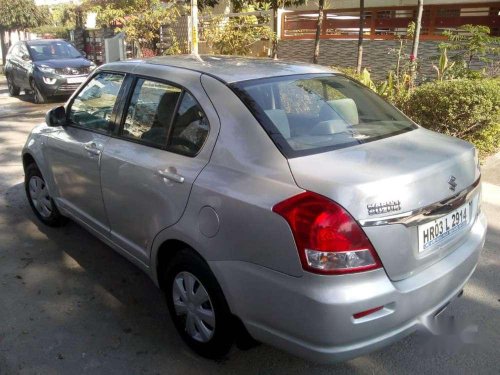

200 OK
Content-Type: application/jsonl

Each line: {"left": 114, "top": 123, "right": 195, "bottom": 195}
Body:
{"left": 0, "top": 76, "right": 499, "bottom": 375}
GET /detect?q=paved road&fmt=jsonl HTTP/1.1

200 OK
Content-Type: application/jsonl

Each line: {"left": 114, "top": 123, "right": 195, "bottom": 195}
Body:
{"left": 0, "top": 76, "right": 499, "bottom": 375}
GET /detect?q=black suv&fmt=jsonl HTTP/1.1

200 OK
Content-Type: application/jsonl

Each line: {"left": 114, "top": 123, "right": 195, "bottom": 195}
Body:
{"left": 5, "top": 39, "right": 95, "bottom": 103}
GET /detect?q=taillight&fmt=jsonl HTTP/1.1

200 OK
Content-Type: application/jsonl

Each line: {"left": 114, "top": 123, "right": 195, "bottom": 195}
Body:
{"left": 273, "top": 191, "right": 382, "bottom": 275}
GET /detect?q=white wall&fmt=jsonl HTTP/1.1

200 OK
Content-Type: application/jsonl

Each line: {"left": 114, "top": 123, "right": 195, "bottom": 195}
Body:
{"left": 1, "top": 30, "right": 39, "bottom": 63}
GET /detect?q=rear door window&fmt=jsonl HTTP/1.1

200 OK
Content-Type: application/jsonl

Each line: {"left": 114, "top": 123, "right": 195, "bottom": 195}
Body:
{"left": 121, "top": 79, "right": 181, "bottom": 147}
{"left": 167, "top": 92, "right": 209, "bottom": 156}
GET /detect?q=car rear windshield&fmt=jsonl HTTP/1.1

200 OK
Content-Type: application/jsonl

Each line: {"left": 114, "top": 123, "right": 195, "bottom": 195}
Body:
{"left": 28, "top": 41, "right": 82, "bottom": 61}
{"left": 231, "top": 74, "right": 417, "bottom": 158}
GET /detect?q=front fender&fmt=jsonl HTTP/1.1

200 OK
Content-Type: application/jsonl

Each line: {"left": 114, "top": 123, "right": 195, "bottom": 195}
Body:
{"left": 22, "top": 124, "right": 59, "bottom": 197}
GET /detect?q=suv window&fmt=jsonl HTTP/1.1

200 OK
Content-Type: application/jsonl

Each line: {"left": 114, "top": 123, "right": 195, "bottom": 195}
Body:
{"left": 121, "top": 79, "right": 181, "bottom": 147}
{"left": 69, "top": 72, "right": 124, "bottom": 133}
{"left": 168, "top": 92, "right": 209, "bottom": 156}
{"left": 19, "top": 43, "right": 29, "bottom": 59}
{"left": 7, "top": 44, "right": 19, "bottom": 58}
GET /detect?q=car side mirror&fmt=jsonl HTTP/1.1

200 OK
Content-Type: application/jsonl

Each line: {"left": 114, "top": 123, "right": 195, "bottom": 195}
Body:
{"left": 21, "top": 54, "right": 31, "bottom": 61}
{"left": 46, "top": 106, "right": 67, "bottom": 127}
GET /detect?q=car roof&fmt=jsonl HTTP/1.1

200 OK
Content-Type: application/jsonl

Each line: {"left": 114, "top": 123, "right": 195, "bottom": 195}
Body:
{"left": 105, "top": 55, "right": 336, "bottom": 84}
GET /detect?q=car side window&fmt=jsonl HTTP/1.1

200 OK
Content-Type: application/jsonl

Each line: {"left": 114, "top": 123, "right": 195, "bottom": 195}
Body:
{"left": 69, "top": 72, "right": 124, "bottom": 134}
{"left": 167, "top": 92, "right": 209, "bottom": 156}
{"left": 19, "top": 44, "right": 29, "bottom": 59}
{"left": 8, "top": 44, "right": 19, "bottom": 58}
{"left": 121, "top": 79, "right": 181, "bottom": 147}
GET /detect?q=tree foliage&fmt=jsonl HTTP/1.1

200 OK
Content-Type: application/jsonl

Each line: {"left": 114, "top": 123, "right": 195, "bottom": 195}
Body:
{"left": 50, "top": 3, "right": 81, "bottom": 29}
{"left": 0, "top": 0, "right": 51, "bottom": 31}
{"left": 231, "top": 0, "right": 307, "bottom": 57}
{"left": 82, "top": 0, "right": 186, "bottom": 56}
{"left": 441, "top": 25, "right": 500, "bottom": 68}
{"left": 122, "top": 4, "right": 184, "bottom": 56}
{"left": 203, "top": 8, "right": 274, "bottom": 55}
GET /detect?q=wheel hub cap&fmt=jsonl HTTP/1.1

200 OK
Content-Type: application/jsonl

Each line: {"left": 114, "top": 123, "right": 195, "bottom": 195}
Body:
{"left": 172, "top": 271, "right": 215, "bottom": 343}
{"left": 29, "top": 176, "right": 53, "bottom": 218}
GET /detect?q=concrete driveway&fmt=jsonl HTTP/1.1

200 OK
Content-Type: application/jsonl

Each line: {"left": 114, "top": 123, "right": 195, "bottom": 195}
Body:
{"left": 0, "top": 76, "right": 499, "bottom": 375}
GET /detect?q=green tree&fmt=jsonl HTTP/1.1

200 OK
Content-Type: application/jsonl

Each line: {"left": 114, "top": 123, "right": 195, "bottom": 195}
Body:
{"left": 233, "top": 0, "right": 307, "bottom": 58}
{"left": 203, "top": 7, "right": 274, "bottom": 55}
{"left": 83, "top": 0, "right": 186, "bottom": 56}
{"left": 122, "top": 4, "right": 184, "bottom": 56}
{"left": 441, "top": 25, "right": 500, "bottom": 69}
{"left": 83, "top": 0, "right": 218, "bottom": 26}
{"left": 0, "top": 0, "right": 51, "bottom": 64}
{"left": 51, "top": 3, "right": 81, "bottom": 29}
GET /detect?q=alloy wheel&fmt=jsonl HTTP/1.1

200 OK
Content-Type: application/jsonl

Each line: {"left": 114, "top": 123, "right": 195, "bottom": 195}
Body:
{"left": 28, "top": 176, "right": 53, "bottom": 218}
{"left": 172, "top": 271, "right": 216, "bottom": 343}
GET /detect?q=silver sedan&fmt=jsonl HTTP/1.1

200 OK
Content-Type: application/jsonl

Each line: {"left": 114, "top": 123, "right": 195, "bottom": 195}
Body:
{"left": 22, "top": 55, "right": 487, "bottom": 363}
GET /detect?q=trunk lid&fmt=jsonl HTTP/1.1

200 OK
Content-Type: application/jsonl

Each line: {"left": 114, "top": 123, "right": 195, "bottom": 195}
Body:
{"left": 287, "top": 128, "right": 480, "bottom": 280}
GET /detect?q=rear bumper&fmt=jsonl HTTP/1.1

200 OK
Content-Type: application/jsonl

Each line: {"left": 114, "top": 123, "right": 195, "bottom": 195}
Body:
{"left": 209, "top": 212, "right": 487, "bottom": 363}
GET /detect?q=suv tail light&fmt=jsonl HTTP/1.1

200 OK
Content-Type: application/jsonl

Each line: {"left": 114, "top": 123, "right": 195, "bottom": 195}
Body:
{"left": 273, "top": 192, "right": 382, "bottom": 275}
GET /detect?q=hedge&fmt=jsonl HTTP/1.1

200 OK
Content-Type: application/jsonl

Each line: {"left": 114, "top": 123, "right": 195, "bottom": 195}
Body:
{"left": 400, "top": 79, "right": 500, "bottom": 157}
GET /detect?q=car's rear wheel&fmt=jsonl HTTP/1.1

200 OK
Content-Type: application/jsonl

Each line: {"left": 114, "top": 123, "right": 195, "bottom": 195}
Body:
{"left": 164, "top": 249, "right": 235, "bottom": 359}
{"left": 7, "top": 75, "right": 20, "bottom": 96}
{"left": 25, "top": 163, "right": 67, "bottom": 227}
{"left": 30, "top": 79, "right": 46, "bottom": 104}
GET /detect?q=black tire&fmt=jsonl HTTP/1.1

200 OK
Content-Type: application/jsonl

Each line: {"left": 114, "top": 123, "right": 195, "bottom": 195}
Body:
{"left": 164, "top": 249, "right": 235, "bottom": 359}
{"left": 25, "top": 163, "right": 67, "bottom": 227}
{"left": 30, "top": 79, "right": 46, "bottom": 104}
{"left": 7, "top": 74, "right": 20, "bottom": 96}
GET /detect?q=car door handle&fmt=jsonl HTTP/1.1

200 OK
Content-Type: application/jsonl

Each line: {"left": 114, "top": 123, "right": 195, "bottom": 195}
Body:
{"left": 84, "top": 142, "right": 101, "bottom": 156}
{"left": 157, "top": 169, "right": 185, "bottom": 183}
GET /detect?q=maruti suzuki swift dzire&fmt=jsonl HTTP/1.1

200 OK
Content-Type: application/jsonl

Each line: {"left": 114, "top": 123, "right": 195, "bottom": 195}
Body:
{"left": 22, "top": 55, "right": 486, "bottom": 362}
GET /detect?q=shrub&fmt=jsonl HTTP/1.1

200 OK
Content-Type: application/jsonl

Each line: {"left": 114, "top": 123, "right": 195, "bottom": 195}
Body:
{"left": 401, "top": 79, "right": 500, "bottom": 157}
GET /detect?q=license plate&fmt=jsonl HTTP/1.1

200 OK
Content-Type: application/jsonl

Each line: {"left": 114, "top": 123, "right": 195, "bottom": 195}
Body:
{"left": 418, "top": 202, "right": 470, "bottom": 252}
{"left": 67, "top": 77, "right": 86, "bottom": 84}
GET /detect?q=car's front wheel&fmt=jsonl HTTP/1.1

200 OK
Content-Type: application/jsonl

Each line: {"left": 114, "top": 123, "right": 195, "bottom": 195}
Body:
{"left": 7, "top": 74, "right": 20, "bottom": 96}
{"left": 25, "top": 163, "right": 67, "bottom": 227}
{"left": 164, "top": 249, "right": 235, "bottom": 359}
{"left": 30, "top": 79, "right": 46, "bottom": 104}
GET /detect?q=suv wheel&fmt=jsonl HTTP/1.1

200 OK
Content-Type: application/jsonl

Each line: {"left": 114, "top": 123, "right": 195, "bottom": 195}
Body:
{"left": 30, "top": 79, "right": 46, "bottom": 104}
{"left": 165, "top": 249, "right": 235, "bottom": 359}
{"left": 7, "top": 75, "right": 20, "bottom": 96}
{"left": 25, "top": 163, "right": 67, "bottom": 227}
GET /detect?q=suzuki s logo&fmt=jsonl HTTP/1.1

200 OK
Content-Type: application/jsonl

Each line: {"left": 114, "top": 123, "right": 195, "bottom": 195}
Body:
{"left": 448, "top": 176, "right": 457, "bottom": 191}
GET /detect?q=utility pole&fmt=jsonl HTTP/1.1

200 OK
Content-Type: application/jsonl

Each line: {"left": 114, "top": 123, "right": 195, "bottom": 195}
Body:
{"left": 191, "top": 0, "right": 199, "bottom": 55}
